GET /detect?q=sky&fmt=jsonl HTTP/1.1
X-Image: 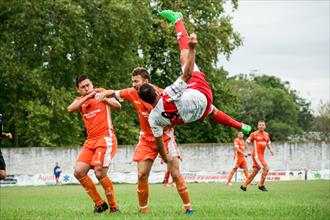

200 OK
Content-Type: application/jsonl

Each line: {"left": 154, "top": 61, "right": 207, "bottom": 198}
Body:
{"left": 221, "top": 0, "right": 329, "bottom": 113}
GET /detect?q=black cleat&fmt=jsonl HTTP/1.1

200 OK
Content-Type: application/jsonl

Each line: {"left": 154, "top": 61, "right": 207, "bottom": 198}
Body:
{"left": 240, "top": 185, "right": 247, "bottom": 191}
{"left": 94, "top": 202, "right": 108, "bottom": 213}
{"left": 258, "top": 185, "right": 268, "bottom": 192}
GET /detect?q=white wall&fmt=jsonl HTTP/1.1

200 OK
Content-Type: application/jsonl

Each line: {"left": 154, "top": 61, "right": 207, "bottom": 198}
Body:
{"left": 2, "top": 142, "right": 329, "bottom": 175}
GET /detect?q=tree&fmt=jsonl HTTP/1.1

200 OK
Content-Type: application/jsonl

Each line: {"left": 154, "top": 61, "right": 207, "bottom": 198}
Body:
{"left": 314, "top": 101, "right": 330, "bottom": 141}
{"left": 0, "top": 0, "right": 242, "bottom": 147}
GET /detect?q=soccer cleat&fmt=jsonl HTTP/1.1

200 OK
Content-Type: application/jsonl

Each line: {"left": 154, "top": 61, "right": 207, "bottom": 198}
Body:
{"left": 241, "top": 124, "right": 252, "bottom": 136}
{"left": 185, "top": 209, "right": 193, "bottom": 215}
{"left": 159, "top": 10, "right": 183, "bottom": 24}
{"left": 94, "top": 202, "right": 108, "bottom": 213}
{"left": 258, "top": 185, "right": 268, "bottom": 192}
{"left": 240, "top": 185, "right": 247, "bottom": 191}
{"left": 110, "top": 207, "right": 120, "bottom": 213}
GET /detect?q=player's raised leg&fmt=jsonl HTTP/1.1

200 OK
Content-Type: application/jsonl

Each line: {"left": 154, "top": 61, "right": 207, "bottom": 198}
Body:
{"left": 160, "top": 10, "right": 188, "bottom": 66}
{"left": 210, "top": 106, "right": 251, "bottom": 135}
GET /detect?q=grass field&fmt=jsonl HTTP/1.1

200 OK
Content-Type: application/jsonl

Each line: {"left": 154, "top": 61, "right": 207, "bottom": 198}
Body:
{"left": 0, "top": 180, "right": 329, "bottom": 220}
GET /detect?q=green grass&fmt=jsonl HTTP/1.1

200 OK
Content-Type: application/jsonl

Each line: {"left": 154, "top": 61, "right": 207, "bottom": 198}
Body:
{"left": 0, "top": 181, "right": 329, "bottom": 220}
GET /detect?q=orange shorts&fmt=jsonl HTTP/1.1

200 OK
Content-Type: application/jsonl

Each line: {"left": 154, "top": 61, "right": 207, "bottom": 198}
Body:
{"left": 252, "top": 153, "right": 268, "bottom": 169}
{"left": 234, "top": 157, "right": 247, "bottom": 169}
{"left": 77, "top": 134, "right": 117, "bottom": 167}
{"left": 133, "top": 131, "right": 180, "bottom": 162}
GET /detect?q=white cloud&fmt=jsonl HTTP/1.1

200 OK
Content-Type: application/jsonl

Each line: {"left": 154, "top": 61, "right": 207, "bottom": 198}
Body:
{"left": 221, "top": 0, "right": 330, "bottom": 112}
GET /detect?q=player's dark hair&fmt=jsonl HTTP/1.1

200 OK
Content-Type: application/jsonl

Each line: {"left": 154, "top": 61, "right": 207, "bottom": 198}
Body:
{"left": 75, "top": 75, "right": 89, "bottom": 88}
{"left": 138, "top": 84, "right": 157, "bottom": 104}
{"left": 258, "top": 120, "right": 265, "bottom": 124}
{"left": 132, "top": 67, "right": 151, "bottom": 81}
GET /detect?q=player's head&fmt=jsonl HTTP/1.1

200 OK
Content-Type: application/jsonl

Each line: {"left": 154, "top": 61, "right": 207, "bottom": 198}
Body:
{"left": 237, "top": 131, "right": 243, "bottom": 138}
{"left": 56, "top": 162, "right": 59, "bottom": 166}
{"left": 257, "top": 120, "right": 266, "bottom": 131}
{"left": 132, "top": 67, "right": 151, "bottom": 91}
{"left": 75, "top": 74, "right": 94, "bottom": 96}
{"left": 138, "top": 83, "right": 158, "bottom": 105}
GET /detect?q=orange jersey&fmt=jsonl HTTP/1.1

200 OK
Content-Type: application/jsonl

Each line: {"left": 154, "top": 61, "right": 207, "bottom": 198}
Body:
{"left": 115, "top": 87, "right": 163, "bottom": 140}
{"left": 78, "top": 97, "right": 114, "bottom": 139}
{"left": 234, "top": 138, "right": 245, "bottom": 159}
{"left": 247, "top": 131, "right": 270, "bottom": 156}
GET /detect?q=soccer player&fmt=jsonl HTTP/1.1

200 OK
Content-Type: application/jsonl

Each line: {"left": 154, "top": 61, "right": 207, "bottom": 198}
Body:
{"left": 53, "top": 162, "right": 62, "bottom": 185}
{"left": 94, "top": 68, "right": 193, "bottom": 215}
{"left": 0, "top": 113, "right": 12, "bottom": 180}
{"left": 225, "top": 131, "right": 250, "bottom": 186}
{"left": 67, "top": 75, "right": 121, "bottom": 213}
{"left": 137, "top": 10, "right": 251, "bottom": 164}
{"left": 240, "top": 120, "right": 274, "bottom": 192}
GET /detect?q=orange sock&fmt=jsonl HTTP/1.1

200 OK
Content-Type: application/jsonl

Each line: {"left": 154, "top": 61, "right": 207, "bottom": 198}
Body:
{"left": 226, "top": 170, "right": 236, "bottom": 184}
{"left": 100, "top": 176, "right": 118, "bottom": 209}
{"left": 260, "top": 168, "right": 269, "bottom": 186}
{"left": 137, "top": 179, "right": 149, "bottom": 213}
{"left": 243, "top": 170, "right": 258, "bottom": 187}
{"left": 78, "top": 176, "right": 104, "bottom": 206}
{"left": 175, "top": 176, "right": 191, "bottom": 210}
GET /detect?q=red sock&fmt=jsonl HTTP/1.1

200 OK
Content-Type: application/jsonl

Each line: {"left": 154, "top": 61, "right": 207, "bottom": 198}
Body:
{"left": 164, "top": 171, "right": 170, "bottom": 185}
{"left": 78, "top": 176, "right": 104, "bottom": 206}
{"left": 212, "top": 109, "right": 242, "bottom": 129}
{"left": 175, "top": 19, "right": 189, "bottom": 50}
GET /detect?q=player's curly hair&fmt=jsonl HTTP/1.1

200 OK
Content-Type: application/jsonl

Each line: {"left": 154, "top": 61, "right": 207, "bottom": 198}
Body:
{"left": 138, "top": 83, "right": 157, "bottom": 105}
{"left": 132, "top": 67, "right": 151, "bottom": 81}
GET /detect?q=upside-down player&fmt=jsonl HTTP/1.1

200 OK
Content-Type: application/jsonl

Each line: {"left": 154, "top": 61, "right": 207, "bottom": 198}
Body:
{"left": 94, "top": 68, "right": 193, "bottom": 215}
{"left": 225, "top": 131, "right": 250, "bottom": 186}
{"left": 137, "top": 10, "right": 251, "bottom": 164}
{"left": 240, "top": 120, "right": 274, "bottom": 192}
{"left": 67, "top": 75, "right": 120, "bottom": 213}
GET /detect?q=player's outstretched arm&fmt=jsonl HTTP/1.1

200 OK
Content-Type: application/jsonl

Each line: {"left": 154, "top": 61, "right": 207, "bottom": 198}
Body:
{"left": 181, "top": 33, "right": 197, "bottom": 82}
{"left": 67, "top": 91, "right": 96, "bottom": 112}
{"left": 94, "top": 89, "right": 116, "bottom": 102}
{"left": 155, "top": 136, "right": 168, "bottom": 163}
{"left": 104, "top": 98, "right": 121, "bottom": 110}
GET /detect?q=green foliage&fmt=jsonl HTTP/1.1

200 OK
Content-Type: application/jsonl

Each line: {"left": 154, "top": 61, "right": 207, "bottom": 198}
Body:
{"left": 227, "top": 74, "right": 312, "bottom": 141}
{"left": 314, "top": 101, "right": 330, "bottom": 141}
{"left": 0, "top": 0, "right": 314, "bottom": 146}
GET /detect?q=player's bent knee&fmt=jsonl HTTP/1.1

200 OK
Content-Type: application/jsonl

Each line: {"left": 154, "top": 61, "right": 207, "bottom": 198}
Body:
{"left": 138, "top": 172, "right": 149, "bottom": 180}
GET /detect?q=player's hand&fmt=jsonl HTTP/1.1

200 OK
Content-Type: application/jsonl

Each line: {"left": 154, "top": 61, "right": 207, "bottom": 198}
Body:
{"left": 94, "top": 87, "right": 105, "bottom": 93}
{"left": 95, "top": 92, "right": 106, "bottom": 102}
{"left": 270, "top": 150, "right": 274, "bottom": 156}
{"left": 188, "top": 33, "right": 198, "bottom": 49}
{"left": 3, "top": 132, "right": 12, "bottom": 139}
{"left": 85, "top": 91, "right": 96, "bottom": 99}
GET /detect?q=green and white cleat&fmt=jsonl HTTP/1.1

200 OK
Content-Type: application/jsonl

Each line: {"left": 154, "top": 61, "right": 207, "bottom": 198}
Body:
{"left": 159, "top": 10, "right": 183, "bottom": 24}
{"left": 241, "top": 124, "right": 251, "bottom": 136}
